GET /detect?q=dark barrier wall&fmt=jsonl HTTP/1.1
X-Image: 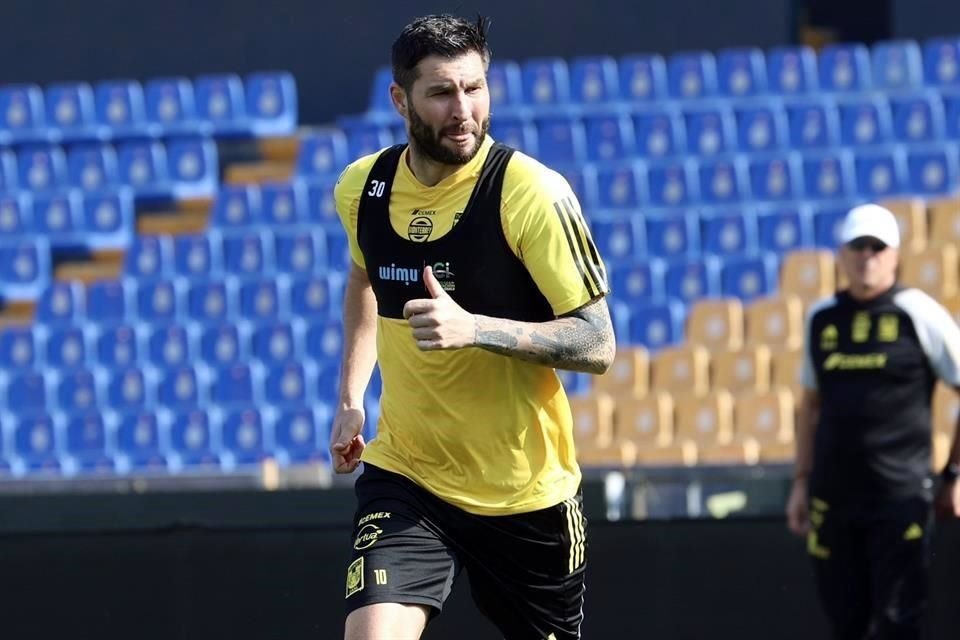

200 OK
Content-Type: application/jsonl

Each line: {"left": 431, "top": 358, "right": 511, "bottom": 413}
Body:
{"left": 1, "top": 490, "right": 959, "bottom": 639}
{"left": 1, "top": 0, "right": 796, "bottom": 125}
{"left": 894, "top": 1, "right": 960, "bottom": 40}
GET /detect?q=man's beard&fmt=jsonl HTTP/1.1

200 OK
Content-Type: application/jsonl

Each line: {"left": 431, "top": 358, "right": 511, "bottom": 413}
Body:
{"left": 407, "top": 103, "right": 489, "bottom": 165}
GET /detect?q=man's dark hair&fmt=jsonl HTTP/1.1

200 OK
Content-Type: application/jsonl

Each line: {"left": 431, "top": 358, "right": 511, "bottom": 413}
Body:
{"left": 391, "top": 14, "right": 491, "bottom": 92}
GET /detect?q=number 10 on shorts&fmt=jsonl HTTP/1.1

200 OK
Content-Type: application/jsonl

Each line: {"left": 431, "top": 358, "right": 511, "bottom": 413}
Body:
{"left": 374, "top": 569, "right": 388, "bottom": 585}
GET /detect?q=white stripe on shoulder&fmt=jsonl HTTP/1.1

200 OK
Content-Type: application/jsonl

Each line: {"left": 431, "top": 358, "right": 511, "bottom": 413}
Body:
{"left": 894, "top": 287, "right": 960, "bottom": 386}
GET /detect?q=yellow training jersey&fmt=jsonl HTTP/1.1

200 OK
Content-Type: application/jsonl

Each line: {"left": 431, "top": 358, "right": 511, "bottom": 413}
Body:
{"left": 335, "top": 136, "right": 608, "bottom": 515}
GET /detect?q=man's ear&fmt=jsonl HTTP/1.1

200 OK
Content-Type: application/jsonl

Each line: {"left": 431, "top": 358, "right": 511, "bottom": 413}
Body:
{"left": 390, "top": 82, "right": 408, "bottom": 119}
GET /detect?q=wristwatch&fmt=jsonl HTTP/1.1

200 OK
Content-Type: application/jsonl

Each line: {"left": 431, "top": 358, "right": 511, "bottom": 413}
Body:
{"left": 942, "top": 462, "right": 960, "bottom": 483}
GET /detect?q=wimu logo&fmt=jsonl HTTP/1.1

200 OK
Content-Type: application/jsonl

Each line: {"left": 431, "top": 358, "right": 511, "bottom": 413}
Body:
{"left": 378, "top": 262, "right": 455, "bottom": 289}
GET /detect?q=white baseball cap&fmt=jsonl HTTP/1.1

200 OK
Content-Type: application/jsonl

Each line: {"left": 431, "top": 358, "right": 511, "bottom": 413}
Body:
{"left": 839, "top": 204, "right": 901, "bottom": 249}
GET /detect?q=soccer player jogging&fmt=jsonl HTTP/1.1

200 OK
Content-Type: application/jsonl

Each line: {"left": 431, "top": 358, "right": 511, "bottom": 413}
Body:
{"left": 786, "top": 204, "right": 960, "bottom": 639}
{"left": 329, "top": 14, "right": 614, "bottom": 640}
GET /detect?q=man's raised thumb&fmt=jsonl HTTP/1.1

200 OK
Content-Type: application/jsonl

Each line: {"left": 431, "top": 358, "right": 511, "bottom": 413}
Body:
{"left": 423, "top": 265, "right": 447, "bottom": 298}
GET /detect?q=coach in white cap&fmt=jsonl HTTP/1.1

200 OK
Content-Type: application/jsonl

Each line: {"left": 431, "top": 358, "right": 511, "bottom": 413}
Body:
{"left": 787, "top": 203, "right": 960, "bottom": 639}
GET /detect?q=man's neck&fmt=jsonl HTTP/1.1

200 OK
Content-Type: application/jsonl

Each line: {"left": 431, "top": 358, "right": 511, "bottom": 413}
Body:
{"left": 848, "top": 279, "right": 896, "bottom": 303}
{"left": 406, "top": 146, "right": 459, "bottom": 187}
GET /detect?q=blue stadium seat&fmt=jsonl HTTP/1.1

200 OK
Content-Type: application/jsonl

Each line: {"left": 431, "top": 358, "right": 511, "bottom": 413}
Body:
{"left": 315, "top": 360, "right": 339, "bottom": 404}
{"left": 94, "top": 324, "right": 140, "bottom": 368}
{"left": 683, "top": 107, "right": 734, "bottom": 157}
{"left": 0, "top": 238, "right": 50, "bottom": 300}
{"left": 609, "top": 259, "right": 664, "bottom": 303}
{"left": 44, "top": 326, "right": 88, "bottom": 370}
{"left": 245, "top": 71, "right": 297, "bottom": 136}
{"left": 786, "top": 99, "right": 840, "bottom": 149}
{"left": 212, "top": 184, "right": 259, "bottom": 229}
{"left": 260, "top": 180, "right": 306, "bottom": 227}
{"left": 305, "top": 178, "right": 338, "bottom": 226}
{"left": 631, "top": 108, "right": 684, "bottom": 159}
{"left": 55, "top": 369, "right": 99, "bottom": 413}
{"left": 627, "top": 300, "right": 685, "bottom": 350}
{"left": 0, "top": 150, "right": 19, "bottom": 195}
{"left": 222, "top": 409, "right": 269, "bottom": 465}
{"left": 323, "top": 227, "right": 352, "bottom": 271}
{"left": 67, "top": 143, "right": 118, "bottom": 192}
{"left": 802, "top": 151, "right": 856, "bottom": 201}
{"left": 239, "top": 279, "right": 283, "bottom": 321}
{"left": 36, "top": 282, "right": 84, "bottom": 326}
{"left": 583, "top": 113, "right": 633, "bottom": 162}
{"left": 81, "top": 189, "right": 135, "bottom": 250}
{"left": 144, "top": 77, "right": 199, "bottom": 136}
{"left": 47, "top": 83, "right": 102, "bottom": 143}
{"left": 264, "top": 363, "right": 310, "bottom": 407}
{"left": 872, "top": 40, "right": 923, "bottom": 91}
{"left": 124, "top": 235, "right": 172, "bottom": 282}
{"left": 252, "top": 322, "right": 297, "bottom": 366}
{"left": 570, "top": 56, "right": 620, "bottom": 105}
{"left": 595, "top": 163, "right": 645, "bottom": 210}
{"left": 490, "top": 114, "right": 538, "bottom": 156}
{"left": 275, "top": 230, "right": 323, "bottom": 275}
{"left": 64, "top": 412, "right": 108, "bottom": 459}
{"left": 533, "top": 115, "right": 585, "bottom": 164}
{"left": 0, "top": 326, "right": 37, "bottom": 370}
{"left": 647, "top": 160, "right": 697, "bottom": 208}
{"left": 701, "top": 209, "right": 757, "bottom": 257}
{"left": 305, "top": 321, "right": 344, "bottom": 363}
{"left": 365, "top": 67, "right": 394, "bottom": 115}
{"left": 86, "top": 279, "right": 130, "bottom": 325}
{"left": 717, "top": 48, "right": 767, "bottom": 97}
{"left": 13, "top": 414, "right": 59, "bottom": 472}
{"left": 33, "top": 191, "right": 80, "bottom": 249}
{"left": 890, "top": 92, "right": 945, "bottom": 143}
{"left": 838, "top": 97, "right": 893, "bottom": 146}
{"left": 0, "top": 193, "right": 30, "bottom": 235}
{"left": 756, "top": 206, "right": 813, "bottom": 254}
{"left": 735, "top": 104, "right": 787, "bottom": 153}
{"left": 812, "top": 203, "right": 855, "bottom": 248}
{"left": 748, "top": 154, "right": 801, "bottom": 202}
{"left": 819, "top": 43, "right": 872, "bottom": 93}
{"left": 169, "top": 410, "right": 218, "bottom": 465}
{"left": 166, "top": 137, "right": 217, "bottom": 198}
{"left": 290, "top": 276, "right": 334, "bottom": 319}
{"left": 664, "top": 258, "right": 721, "bottom": 303}
{"left": 521, "top": 57, "right": 571, "bottom": 108}
{"left": 922, "top": 37, "right": 960, "bottom": 88}
{"left": 174, "top": 233, "right": 220, "bottom": 277}
{"left": 667, "top": 51, "right": 717, "bottom": 100}
{"left": 148, "top": 324, "right": 193, "bottom": 369}
{"left": 200, "top": 324, "right": 244, "bottom": 367}
{"left": 158, "top": 366, "right": 202, "bottom": 410}
{"left": 93, "top": 80, "right": 152, "bottom": 139}
{"left": 342, "top": 121, "right": 393, "bottom": 162}
{"left": 274, "top": 408, "right": 324, "bottom": 463}
{"left": 943, "top": 92, "right": 960, "bottom": 139}
{"left": 0, "top": 84, "right": 48, "bottom": 145}
{"left": 557, "top": 370, "right": 591, "bottom": 397}
{"left": 767, "top": 46, "right": 818, "bottom": 95}
{"left": 698, "top": 157, "right": 748, "bottom": 205}
{"left": 297, "top": 130, "right": 349, "bottom": 178}
{"left": 720, "top": 253, "right": 779, "bottom": 302}
{"left": 487, "top": 61, "right": 524, "bottom": 111}
{"left": 106, "top": 367, "right": 149, "bottom": 412}
{"left": 18, "top": 145, "right": 68, "bottom": 193}
{"left": 136, "top": 280, "right": 182, "bottom": 323}
{"left": 187, "top": 280, "right": 233, "bottom": 323}
{"left": 210, "top": 364, "right": 257, "bottom": 407}
{"left": 116, "top": 140, "right": 167, "bottom": 197}
{"left": 590, "top": 217, "right": 642, "bottom": 265}
{"left": 5, "top": 371, "right": 48, "bottom": 414}
{"left": 619, "top": 54, "right": 668, "bottom": 103}
{"left": 557, "top": 164, "right": 597, "bottom": 210}
{"left": 194, "top": 74, "right": 248, "bottom": 137}
{"left": 854, "top": 147, "right": 909, "bottom": 199}
{"left": 116, "top": 412, "right": 167, "bottom": 469}
{"left": 906, "top": 143, "right": 959, "bottom": 195}
{"left": 645, "top": 212, "right": 699, "bottom": 259}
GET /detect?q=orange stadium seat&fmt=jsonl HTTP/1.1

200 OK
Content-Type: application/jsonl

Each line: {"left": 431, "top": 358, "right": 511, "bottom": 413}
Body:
{"left": 712, "top": 345, "right": 772, "bottom": 393}
{"left": 651, "top": 344, "right": 711, "bottom": 396}
{"left": 780, "top": 249, "right": 836, "bottom": 303}
{"left": 745, "top": 294, "right": 804, "bottom": 350}
{"left": 928, "top": 196, "right": 960, "bottom": 247}
{"left": 880, "top": 197, "right": 927, "bottom": 254}
{"left": 687, "top": 298, "right": 745, "bottom": 351}
{"left": 615, "top": 391, "right": 694, "bottom": 466}
{"left": 672, "top": 390, "right": 746, "bottom": 464}
{"left": 900, "top": 244, "right": 959, "bottom": 299}
{"left": 734, "top": 388, "right": 796, "bottom": 463}
{"left": 770, "top": 348, "right": 806, "bottom": 401}
{"left": 592, "top": 346, "right": 649, "bottom": 398}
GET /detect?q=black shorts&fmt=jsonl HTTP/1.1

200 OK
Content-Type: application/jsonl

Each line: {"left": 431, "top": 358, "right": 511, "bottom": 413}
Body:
{"left": 344, "top": 464, "right": 587, "bottom": 640}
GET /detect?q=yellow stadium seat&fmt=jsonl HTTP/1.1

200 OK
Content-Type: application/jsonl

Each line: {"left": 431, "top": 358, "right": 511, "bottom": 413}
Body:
{"left": 651, "top": 344, "right": 711, "bottom": 396}
{"left": 933, "top": 382, "right": 959, "bottom": 436}
{"left": 781, "top": 250, "right": 836, "bottom": 302}
{"left": 943, "top": 295, "right": 960, "bottom": 326}
{"left": 616, "top": 391, "right": 697, "bottom": 466}
{"left": 672, "top": 390, "right": 757, "bottom": 464}
{"left": 880, "top": 198, "right": 927, "bottom": 254}
{"left": 770, "top": 348, "right": 806, "bottom": 401}
{"left": 900, "top": 244, "right": 959, "bottom": 299}
{"left": 745, "top": 294, "right": 804, "bottom": 350}
{"left": 928, "top": 196, "right": 960, "bottom": 247}
{"left": 712, "top": 345, "right": 772, "bottom": 393}
{"left": 687, "top": 298, "right": 745, "bottom": 351}
{"left": 735, "top": 388, "right": 796, "bottom": 463}
{"left": 593, "top": 346, "right": 649, "bottom": 398}
{"left": 569, "top": 393, "right": 615, "bottom": 450}
{"left": 934, "top": 432, "right": 951, "bottom": 473}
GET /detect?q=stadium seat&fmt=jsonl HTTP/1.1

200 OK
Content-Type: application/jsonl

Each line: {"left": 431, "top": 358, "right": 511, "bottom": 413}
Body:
{"left": 646, "top": 213, "right": 698, "bottom": 259}
{"left": 94, "top": 80, "right": 153, "bottom": 139}
{"left": 627, "top": 300, "right": 685, "bottom": 350}
{"left": 264, "top": 363, "right": 310, "bottom": 407}
{"left": 64, "top": 412, "right": 110, "bottom": 466}
{"left": 297, "top": 130, "right": 349, "bottom": 178}
{"left": 43, "top": 326, "right": 88, "bottom": 371}
{"left": 0, "top": 326, "right": 37, "bottom": 370}
{"left": 169, "top": 410, "right": 219, "bottom": 466}
{"left": 260, "top": 180, "right": 306, "bottom": 227}
{"left": 698, "top": 157, "right": 748, "bottom": 204}
{"left": 13, "top": 414, "right": 60, "bottom": 472}
{"left": 667, "top": 51, "right": 717, "bottom": 100}
{"left": 780, "top": 249, "right": 836, "bottom": 302}
{"left": 593, "top": 346, "right": 650, "bottom": 398}
{"left": 239, "top": 279, "right": 282, "bottom": 321}
{"left": 521, "top": 57, "right": 571, "bottom": 107}
{"left": 32, "top": 191, "right": 80, "bottom": 249}
{"left": 187, "top": 280, "right": 233, "bottom": 323}
{"left": 735, "top": 388, "right": 796, "bottom": 463}
{"left": 619, "top": 54, "right": 668, "bottom": 103}
{"left": 274, "top": 408, "right": 324, "bottom": 463}
{"left": 194, "top": 74, "right": 248, "bottom": 137}
{"left": 683, "top": 107, "right": 734, "bottom": 157}
{"left": 490, "top": 114, "right": 538, "bottom": 156}
{"left": 36, "top": 282, "right": 84, "bottom": 326}
{"left": 222, "top": 231, "right": 272, "bottom": 277}
{"left": 767, "top": 46, "right": 818, "bottom": 95}
{"left": 144, "top": 77, "right": 199, "bottom": 136}
{"left": 610, "top": 260, "right": 664, "bottom": 303}
{"left": 664, "top": 257, "right": 721, "bottom": 303}
{"left": 290, "top": 275, "right": 335, "bottom": 319}
{"left": 5, "top": 371, "right": 48, "bottom": 415}
{"left": 700, "top": 209, "right": 756, "bottom": 257}
{"left": 901, "top": 245, "right": 959, "bottom": 299}
{"left": 0, "top": 84, "right": 48, "bottom": 145}
{"left": 770, "top": 348, "right": 805, "bottom": 400}
{"left": 929, "top": 196, "right": 960, "bottom": 247}
{"left": 673, "top": 390, "right": 738, "bottom": 463}
{"left": 890, "top": 92, "right": 944, "bottom": 143}
{"left": 717, "top": 48, "right": 767, "bottom": 97}
{"left": 721, "top": 254, "right": 779, "bottom": 302}
{"left": 818, "top": 43, "right": 872, "bottom": 93}
{"left": 802, "top": 151, "right": 856, "bottom": 201}
{"left": 533, "top": 115, "right": 585, "bottom": 164}
{"left": 583, "top": 113, "right": 633, "bottom": 162}
{"left": 854, "top": 147, "right": 909, "bottom": 199}
{"left": 124, "top": 235, "right": 172, "bottom": 282}
{"left": 922, "top": 37, "right": 960, "bottom": 87}
{"left": 251, "top": 322, "right": 297, "bottom": 366}
{"left": 174, "top": 233, "right": 220, "bottom": 278}
{"left": 305, "top": 178, "right": 338, "bottom": 226}
{"left": 933, "top": 382, "right": 960, "bottom": 436}
{"left": 735, "top": 104, "right": 787, "bottom": 153}
{"left": 785, "top": 99, "right": 840, "bottom": 149}
{"left": 342, "top": 121, "right": 393, "bottom": 161}
{"left": 712, "top": 345, "right": 772, "bottom": 393}
{"left": 304, "top": 321, "right": 344, "bottom": 363}
{"left": 116, "top": 412, "right": 168, "bottom": 469}
{"left": 55, "top": 369, "right": 99, "bottom": 413}
{"left": 200, "top": 324, "right": 244, "bottom": 367}
{"left": 245, "top": 71, "right": 297, "bottom": 136}
{"left": 67, "top": 143, "right": 118, "bottom": 191}
{"left": 631, "top": 108, "right": 684, "bottom": 159}
{"left": 651, "top": 344, "right": 711, "bottom": 395}
{"left": 166, "top": 137, "right": 217, "bottom": 198}
{"left": 106, "top": 367, "right": 149, "bottom": 412}
{"left": 94, "top": 324, "right": 140, "bottom": 368}
{"left": 46, "top": 82, "right": 101, "bottom": 143}
{"left": 0, "top": 192, "right": 30, "bottom": 235}
{"left": 0, "top": 238, "right": 50, "bottom": 300}
{"left": 687, "top": 298, "right": 745, "bottom": 351}
{"left": 136, "top": 280, "right": 182, "bottom": 323}
{"left": 838, "top": 96, "right": 893, "bottom": 146}
{"left": 275, "top": 230, "right": 323, "bottom": 275}
{"left": 571, "top": 56, "right": 620, "bottom": 105}
{"left": 158, "top": 366, "right": 202, "bottom": 410}
{"left": 749, "top": 155, "right": 801, "bottom": 202}
{"left": 615, "top": 391, "right": 679, "bottom": 462}
{"left": 595, "top": 164, "right": 645, "bottom": 210}
{"left": 82, "top": 189, "right": 134, "bottom": 251}
{"left": 210, "top": 364, "right": 257, "bottom": 408}
{"left": 222, "top": 409, "right": 269, "bottom": 465}
{"left": 872, "top": 40, "right": 923, "bottom": 91}
{"left": 484, "top": 61, "right": 522, "bottom": 112}
{"left": 148, "top": 324, "right": 193, "bottom": 369}
{"left": 212, "top": 184, "right": 259, "bottom": 229}
{"left": 116, "top": 140, "right": 167, "bottom": 197}
{"left": 365, "top": 66, "right": 394, "bottom": 115}
{"left": 569, "top": 394, "right": 616, "bottom": 451}
{"left": 906, "top": 143, "right": 959, "bottom": 195}
{"left": 18, "top": 145, "right": 68, "bottom": 193}
{"left": 745, "top": 294, "right": 804, "bottom": 349}
{"left": 647, "top": 160, "right": 697, "bottom": 208}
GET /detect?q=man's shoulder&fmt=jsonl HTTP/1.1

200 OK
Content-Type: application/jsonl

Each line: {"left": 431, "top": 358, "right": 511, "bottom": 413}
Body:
{"left": 334, "top": 147, "right": 394, "bottom": 200}
{"left": 503, "top": 148, "right": 573, "bottom": 201}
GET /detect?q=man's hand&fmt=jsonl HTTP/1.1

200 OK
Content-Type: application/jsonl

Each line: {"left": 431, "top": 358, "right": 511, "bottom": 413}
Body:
{"left": 786, "top": 477, "right": 811, "bottom": 537}
{"left": 935, "top": 478, "right": 960, "bottom": 520}
{"left": 402, "top": 266, "right": 476, "bottom": 350}
{"left": 330, "top": 406, "right": 366, "bottom": 473}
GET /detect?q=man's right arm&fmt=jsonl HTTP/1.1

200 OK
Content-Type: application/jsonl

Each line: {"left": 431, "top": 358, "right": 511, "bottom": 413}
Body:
{"left": 786, "top": 388, "right": 820, "bottom": 536}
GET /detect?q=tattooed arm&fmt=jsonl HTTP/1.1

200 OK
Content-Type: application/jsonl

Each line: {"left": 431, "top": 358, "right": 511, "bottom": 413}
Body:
{"left": 403, "top": 267, "right": 615, "bottom": 374}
